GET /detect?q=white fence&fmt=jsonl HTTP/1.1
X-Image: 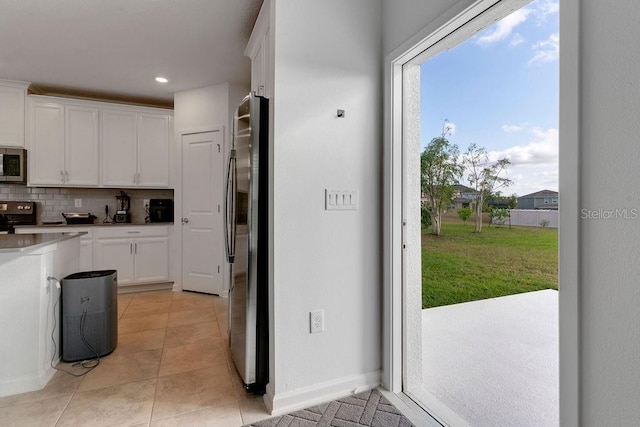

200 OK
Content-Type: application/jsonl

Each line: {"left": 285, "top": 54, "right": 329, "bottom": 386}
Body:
{"left": 509, "top": 209, "right": 558, "bottom": 228}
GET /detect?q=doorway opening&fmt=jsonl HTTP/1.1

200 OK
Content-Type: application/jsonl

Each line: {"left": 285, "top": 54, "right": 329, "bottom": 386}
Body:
{"left": 392, "top": 0, "right": 561, "bottom": 424}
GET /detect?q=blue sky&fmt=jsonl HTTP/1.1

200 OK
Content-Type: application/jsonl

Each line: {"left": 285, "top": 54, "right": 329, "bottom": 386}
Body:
{"left": 420, "top": 0, "right": 559, "bottom": 197}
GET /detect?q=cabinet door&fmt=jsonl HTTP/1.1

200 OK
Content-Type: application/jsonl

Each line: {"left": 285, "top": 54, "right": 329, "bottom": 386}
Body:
{"left": 101, "top": 109, "right": 137, "bottom": 186}
{"left": 94, "top": 239, "right": 135, "bottom": 286}
{"left": 0, "top": 83, "right": 26, "bottom": 147}
{"left": 65, "top": 106, "right": 99, "bottom": 186}
{"left": 79, "top": 239, "right": 93, "bottom": 272}
{"left": 29, "top": 101, "right": 65, "bottom": 185}
{"left": 137, "top": 114, "right": 170, "bottom": 187}
{"left": 133, "top": 237, "right": 169, "bottom": 283}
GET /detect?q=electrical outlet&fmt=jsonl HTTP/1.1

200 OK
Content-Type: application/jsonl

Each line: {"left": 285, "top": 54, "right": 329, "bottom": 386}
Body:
{"left": 310, "top": 310, "right": 324, "bottom": 333}
{"left": 74, "top": 198, "right": 82, "bottom": 208}
{"left": 143, "top": 199, "right": 150, "bottom": 208}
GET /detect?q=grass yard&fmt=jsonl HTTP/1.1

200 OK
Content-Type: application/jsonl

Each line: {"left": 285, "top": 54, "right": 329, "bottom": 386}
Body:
{"left": 422, "top": 212, "right": 558, "bottom": 308}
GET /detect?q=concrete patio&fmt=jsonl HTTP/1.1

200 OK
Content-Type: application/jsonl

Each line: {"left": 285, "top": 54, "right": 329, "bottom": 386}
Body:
{"left": 413, "top": 290, "right": 559, "bottom": 426}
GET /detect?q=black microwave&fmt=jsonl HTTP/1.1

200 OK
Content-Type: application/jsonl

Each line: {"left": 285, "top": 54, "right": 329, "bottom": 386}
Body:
{"left": 149, "top": 199, "right": 174, "bottom": 223}
{"left": 0, "top": 147, "right": 27, "bottom": 184}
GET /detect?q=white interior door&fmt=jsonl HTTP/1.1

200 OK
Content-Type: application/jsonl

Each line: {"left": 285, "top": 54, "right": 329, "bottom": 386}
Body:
{"left": 181, "top": 130, "right": 224, "bottom": 294}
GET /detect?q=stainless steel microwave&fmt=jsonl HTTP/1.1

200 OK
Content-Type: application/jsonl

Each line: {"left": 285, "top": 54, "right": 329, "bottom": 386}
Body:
{"left": 0, "top": 147, "right": 27, "bottom": 184}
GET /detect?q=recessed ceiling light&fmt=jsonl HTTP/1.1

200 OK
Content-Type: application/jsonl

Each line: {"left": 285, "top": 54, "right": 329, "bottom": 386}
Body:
{"left": 155, "top": 77, "right": 169, "bottom": 83}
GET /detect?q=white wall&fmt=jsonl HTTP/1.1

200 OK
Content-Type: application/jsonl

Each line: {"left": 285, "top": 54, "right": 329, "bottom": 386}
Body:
{"left": 267, "top": 0, "right": 383, "bottom": 414}
{"left": 578, "top": 1, "right": 640, "bottom": 424}
{"left": 171, "top": 83, "right": 248, "bottom": 291}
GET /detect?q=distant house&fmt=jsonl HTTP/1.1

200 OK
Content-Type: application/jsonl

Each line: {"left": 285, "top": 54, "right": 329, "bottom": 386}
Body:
{"left": 420, "top": 184, "right": 478, "bottom": 210}
{"left": 517, "top": 190, "right": 559, "bottom": 210}
{"left": 451, "top": 184, "right": 478, "bottom": 209}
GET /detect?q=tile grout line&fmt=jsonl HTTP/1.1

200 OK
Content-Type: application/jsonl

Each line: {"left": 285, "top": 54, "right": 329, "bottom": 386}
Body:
{"left": 147, "top": 291, "right": 174, "bottom": 425}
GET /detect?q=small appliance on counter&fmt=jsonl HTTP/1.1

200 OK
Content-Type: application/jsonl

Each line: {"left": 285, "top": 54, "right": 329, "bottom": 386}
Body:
{"left": 62, "top": 212, "right": 97, "bottom": 225}
{"left": 149, "top": 199, "right": 174, "bottom": 223}
{"left": 0, "top": 201, "right": 36, "bottom": 233}
{"left": 114, "top": 191, "right": 131, "bottom": 223}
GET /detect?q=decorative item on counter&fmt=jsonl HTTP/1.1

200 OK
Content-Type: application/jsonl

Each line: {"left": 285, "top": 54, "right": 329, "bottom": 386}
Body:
{"left": 103, "top": 205, "right": 113, "bottom": 224}
{"left": 144, "top": 202, "right": 151, "bottom": 223}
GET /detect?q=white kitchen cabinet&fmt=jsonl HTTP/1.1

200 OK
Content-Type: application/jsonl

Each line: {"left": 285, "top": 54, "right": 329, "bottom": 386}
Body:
{"left": 28, "top": 98, "right": 99, "bottom": 186}
{"left": 26, "top": 95, "right": 172, "bottom": 188}
{"left": 101, "top": 110, "right": 170, "bottom": 187}
{"left": 0, "top": 80, "right": 28, "bottom": 147}
{"left": 28, "top": 101, "right": 65, "bottom": 185}
{"left": 245, "top": 0, "right": 270, "bottom": 98}
{"left": 94, "top": 239, "right": 136, "bottom": 284}
{"left": 93, "top": 226, "right": 169, "bottom": 288}
{"left": 136, "top": 113, "right": 170, "bottom": 187}
{"left": 101, "top": 110, "right": 137, "bottom": 187}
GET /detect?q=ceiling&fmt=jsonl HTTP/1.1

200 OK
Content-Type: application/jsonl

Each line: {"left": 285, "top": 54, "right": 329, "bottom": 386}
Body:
{"left": 0, "top": 0, "right": 263, "bottom": 108}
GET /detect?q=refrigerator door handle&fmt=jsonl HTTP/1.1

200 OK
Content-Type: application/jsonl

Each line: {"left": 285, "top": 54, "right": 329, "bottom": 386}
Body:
{"left": 224, "top": 150, "right": 237, "bottom": 264}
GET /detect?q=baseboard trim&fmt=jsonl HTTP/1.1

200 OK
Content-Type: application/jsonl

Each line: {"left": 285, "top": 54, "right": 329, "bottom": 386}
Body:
{"left": 264, "top": 370, "right": 382, "bottom": 416}
{"left": 117, "top": 282, "right": 173, "bottom": 294}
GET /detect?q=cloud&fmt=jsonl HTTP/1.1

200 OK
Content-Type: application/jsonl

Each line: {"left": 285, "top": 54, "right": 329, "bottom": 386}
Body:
{"left": 481, "top": 128, "right": 559, "bottom": 196}
{"left": 502, "top": 124, "right": 526, "bottom": 133}
{"left": 476, "top": 9, "right": 529, "bottom": 46}
{"left": 509, "top": 33, "right": 525, "bottom": 47}
{"left": 529, "top": 33, "right": 559, "bottom": 65}
{"left": 490, "top": 127, "right": 558, "bottom": 166}
{"left": 532, "top": 0, "right": 559, "bottom": 23}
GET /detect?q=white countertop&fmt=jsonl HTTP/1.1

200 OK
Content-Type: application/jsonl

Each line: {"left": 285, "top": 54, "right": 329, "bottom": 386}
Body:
{"left": 0, "top": 232, "right": 86, "bottom": 253}
{"left": 14, "top": 222, "right": 173, "bottom": 228}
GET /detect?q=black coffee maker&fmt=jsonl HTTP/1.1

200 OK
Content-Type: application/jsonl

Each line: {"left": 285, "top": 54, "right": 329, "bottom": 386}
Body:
{"left": 114, "top": 191, "right": 131, "bottom": 223}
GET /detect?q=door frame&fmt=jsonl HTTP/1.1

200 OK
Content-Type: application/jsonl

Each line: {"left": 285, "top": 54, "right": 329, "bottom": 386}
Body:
{"left": 382, "top": 0, "right": 581, "bottom": 424}
{"left": 174, "top": 125, "right": 228, "bottom": 295}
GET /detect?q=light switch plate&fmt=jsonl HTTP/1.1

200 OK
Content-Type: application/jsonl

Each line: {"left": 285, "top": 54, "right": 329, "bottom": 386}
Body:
{"left": 325, "top": 189, "right": 358, "bottom": 210}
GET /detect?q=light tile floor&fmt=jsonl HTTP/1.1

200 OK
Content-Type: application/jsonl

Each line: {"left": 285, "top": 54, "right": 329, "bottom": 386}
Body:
{"left": 0, "top": 290, "right": 272, "bottom": 427}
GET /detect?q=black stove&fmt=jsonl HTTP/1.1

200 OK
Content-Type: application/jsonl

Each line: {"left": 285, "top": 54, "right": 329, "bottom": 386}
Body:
{"left": 0, "top": 201, "right": 37, "bottom": 233}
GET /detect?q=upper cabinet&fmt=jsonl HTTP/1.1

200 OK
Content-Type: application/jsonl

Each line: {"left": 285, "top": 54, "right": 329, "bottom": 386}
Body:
{"left": 0, "top": 80, "right": 28, "bottom": 147}
{"left": 28, "top": 99, "right": 99, "bottom": 186}
{"left": 26, "top": 95, "right": 172, "bottom": 188}
{"left": 101, "top": 110, "right": 171, "bottom": 187}
{"left": 245, "top": 0, "right": 271, "bottom": 98}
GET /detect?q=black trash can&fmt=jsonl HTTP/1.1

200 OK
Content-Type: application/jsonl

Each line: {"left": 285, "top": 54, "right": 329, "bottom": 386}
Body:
{"left": 61, "top": 270, "right": 118, "bottom": 362}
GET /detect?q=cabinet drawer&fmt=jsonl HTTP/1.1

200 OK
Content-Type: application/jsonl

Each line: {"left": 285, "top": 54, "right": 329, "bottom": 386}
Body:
{"left": 94, "top": 225, "right": 169, "bottom": 239}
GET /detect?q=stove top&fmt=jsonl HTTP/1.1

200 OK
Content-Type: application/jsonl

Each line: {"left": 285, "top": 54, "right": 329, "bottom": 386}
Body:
{"left": 0, "top": 201, "right": 37, "bottom": 233}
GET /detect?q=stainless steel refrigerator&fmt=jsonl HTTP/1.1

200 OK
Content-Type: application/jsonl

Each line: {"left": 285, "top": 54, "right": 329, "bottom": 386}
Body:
{"left": 225, "top": 92, "right": 269, "bottom": 394}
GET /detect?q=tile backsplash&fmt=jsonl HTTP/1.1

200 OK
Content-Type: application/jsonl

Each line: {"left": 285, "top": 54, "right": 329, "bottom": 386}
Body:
{"left": 0, "top": 185, "right": 173, "bottom": 224}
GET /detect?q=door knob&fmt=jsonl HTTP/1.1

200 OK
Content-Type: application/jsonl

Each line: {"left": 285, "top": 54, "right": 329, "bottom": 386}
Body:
{"left": 182, "top": 218, "right": 189, "bottom": 224}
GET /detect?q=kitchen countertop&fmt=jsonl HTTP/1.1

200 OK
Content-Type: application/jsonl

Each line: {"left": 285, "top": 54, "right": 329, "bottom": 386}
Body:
{"left": 0, "top": 232, "right": 86, "bottom": 253}
{"left": 14, "top": 222, "right": 173, "bottom": 228}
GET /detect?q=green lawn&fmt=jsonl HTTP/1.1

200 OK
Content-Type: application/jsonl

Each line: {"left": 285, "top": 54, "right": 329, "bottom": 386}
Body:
{"left": 422, "top": 212, "right": 558, "bottom": 308}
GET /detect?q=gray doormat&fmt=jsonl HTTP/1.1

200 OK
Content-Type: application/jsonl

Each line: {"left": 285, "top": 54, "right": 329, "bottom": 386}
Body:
{"left": 244, "top": 389, "right": 415, "bottom": 427}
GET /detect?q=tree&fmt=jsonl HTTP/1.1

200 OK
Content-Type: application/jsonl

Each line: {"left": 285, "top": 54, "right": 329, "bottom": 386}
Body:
{"left": 462, "top": 143, "right": 513, "bottom": 233}
{"left": 421, "top": 121, "right": 463, "bottom": 235}
{"left": 457, "top": 207, "right": 472, "bottom": 223}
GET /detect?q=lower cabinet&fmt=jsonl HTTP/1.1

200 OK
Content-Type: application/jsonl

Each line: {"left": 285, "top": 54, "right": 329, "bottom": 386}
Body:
{"left": 15, "top": 225, "right": 170, "bottom": 289}
{"left": 94, "top": 236, "right": 169, "bottom": 286}
{"left": 93, "top": 226, "right": 170, "bottom": 288}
